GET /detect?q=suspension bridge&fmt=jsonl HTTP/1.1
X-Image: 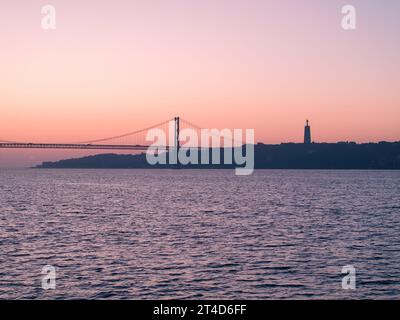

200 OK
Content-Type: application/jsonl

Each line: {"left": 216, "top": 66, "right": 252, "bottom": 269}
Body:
{"left": 0, "top": 117, "right": 243, "bottom": 152}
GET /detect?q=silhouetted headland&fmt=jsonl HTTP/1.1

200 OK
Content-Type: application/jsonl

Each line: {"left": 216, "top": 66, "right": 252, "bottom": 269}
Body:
{"left": 36, "top": 142, "right": 400, "bottom": 169}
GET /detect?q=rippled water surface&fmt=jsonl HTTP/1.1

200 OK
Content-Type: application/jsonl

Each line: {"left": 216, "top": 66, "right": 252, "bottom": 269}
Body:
{"left": 0, "top": 169, "right": 400, "bottom": 299}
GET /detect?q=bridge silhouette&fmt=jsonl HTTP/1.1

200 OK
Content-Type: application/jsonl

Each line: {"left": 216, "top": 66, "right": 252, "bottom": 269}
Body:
{"left": 0, "top": 117, "right": 243, "bottom": 151}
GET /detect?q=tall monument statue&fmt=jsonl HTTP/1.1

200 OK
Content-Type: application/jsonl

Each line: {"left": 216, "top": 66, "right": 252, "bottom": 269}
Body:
{"left": 304, "top": 120, "right": 311, "bottom": 144}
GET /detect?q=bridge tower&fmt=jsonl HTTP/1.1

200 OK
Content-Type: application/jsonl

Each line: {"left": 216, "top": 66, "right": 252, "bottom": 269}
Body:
{"left": 304, "top": 120, "right": 311, "bottom": 144}
{"left": 174, "top": 116, "right": 180, "bottom": 151}
{"left": 174, "top": 116, "right": 180, "bottom": 167}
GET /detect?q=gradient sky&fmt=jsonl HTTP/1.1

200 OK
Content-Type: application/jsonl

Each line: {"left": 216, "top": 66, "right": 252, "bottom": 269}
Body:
{"left": 0, "top": 0, "right": 399, "bottom": 167}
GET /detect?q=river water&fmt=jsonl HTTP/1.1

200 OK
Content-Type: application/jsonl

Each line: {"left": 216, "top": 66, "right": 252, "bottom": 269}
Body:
{"left": 0, "top": 169, "right": 399, "bottom": 299}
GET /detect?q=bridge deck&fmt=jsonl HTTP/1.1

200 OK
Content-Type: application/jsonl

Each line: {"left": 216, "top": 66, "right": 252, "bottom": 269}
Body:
{"left": 0, "top": 143, "right": 203, "bottom": 150}
{"left": 0, "top": 143, "right": 160, "bottom": 150}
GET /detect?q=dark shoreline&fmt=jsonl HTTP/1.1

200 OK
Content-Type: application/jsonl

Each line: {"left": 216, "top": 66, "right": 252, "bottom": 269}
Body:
{"left": 35, "top": 142, "right": 400, "bottom": 170}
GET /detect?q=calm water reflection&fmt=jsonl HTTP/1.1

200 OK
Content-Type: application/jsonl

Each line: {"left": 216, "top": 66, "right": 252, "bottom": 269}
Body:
{"left": 0, "top": 169, "right": 399, "bottom": 299}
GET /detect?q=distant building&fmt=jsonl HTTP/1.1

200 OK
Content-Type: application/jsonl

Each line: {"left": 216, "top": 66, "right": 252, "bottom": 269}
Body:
{"left": 304, "top": 120, "right": 311, "bottom": 144}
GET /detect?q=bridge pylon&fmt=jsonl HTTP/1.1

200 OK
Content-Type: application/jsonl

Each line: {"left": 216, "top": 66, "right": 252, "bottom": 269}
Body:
{"left": 174, "top": 116, "right": 180, "bottom": 168}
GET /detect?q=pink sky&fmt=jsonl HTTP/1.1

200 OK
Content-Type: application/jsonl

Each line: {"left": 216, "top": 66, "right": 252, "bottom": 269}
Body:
{"left": 0, "top": 0, "right": 399, "bottom": 167}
